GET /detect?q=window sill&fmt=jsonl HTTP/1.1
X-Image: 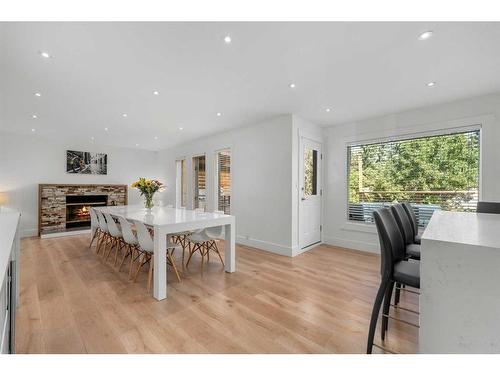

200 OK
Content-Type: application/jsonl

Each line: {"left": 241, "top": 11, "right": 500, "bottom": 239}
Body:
{"left": 341, "top": 221, "right": 377, "bottom": 234}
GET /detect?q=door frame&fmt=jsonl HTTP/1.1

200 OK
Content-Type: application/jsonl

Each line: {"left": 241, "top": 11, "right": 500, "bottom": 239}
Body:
{"left": 298, "top": 133, "right": 324, "bottom": 251}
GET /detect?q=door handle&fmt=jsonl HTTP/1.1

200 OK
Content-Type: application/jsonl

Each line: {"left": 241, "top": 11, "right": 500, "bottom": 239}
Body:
{"left": 301, "top": 197, "right": 306, "bottom": 201}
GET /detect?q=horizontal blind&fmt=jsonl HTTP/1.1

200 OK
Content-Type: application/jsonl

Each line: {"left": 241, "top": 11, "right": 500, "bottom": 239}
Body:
{"left": 217, "top": 150, "right": 231, "bottom": 214}
{"left": 347, "top": 130, "right": 480, "bottom": 227}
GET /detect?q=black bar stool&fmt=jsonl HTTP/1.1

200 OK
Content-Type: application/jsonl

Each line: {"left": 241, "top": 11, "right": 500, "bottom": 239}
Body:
{"left": 367, "top": 207, "right": 420, "bottom": 354}
{"left": 402, "top": 202, "right": 421, "bottom": 244}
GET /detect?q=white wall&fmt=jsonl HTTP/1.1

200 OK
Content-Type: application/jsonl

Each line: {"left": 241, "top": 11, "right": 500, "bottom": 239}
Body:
{"left": 0, "top": 131, "right": 159, "bottom": 237}
{"left": 323, "top": 92, "right": 500, "bottom": 253}
{"left": 158, "top": 115, "right": 298, "bottom": 255}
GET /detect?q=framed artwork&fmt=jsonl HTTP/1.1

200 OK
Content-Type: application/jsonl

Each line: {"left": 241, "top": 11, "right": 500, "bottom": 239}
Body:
{"left": 66, "top": 150, "right": 107, "bottom": 175}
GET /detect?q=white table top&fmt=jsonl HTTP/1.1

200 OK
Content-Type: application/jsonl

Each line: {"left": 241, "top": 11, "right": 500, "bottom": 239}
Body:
{"left": 95, "top": 204, "right": 232, "bottom": 227}
{"left": 422, "top": 210, "right": 500, "bottom": 249}
{"left": 0, "top": 208, "right": 20, "bottom": 286}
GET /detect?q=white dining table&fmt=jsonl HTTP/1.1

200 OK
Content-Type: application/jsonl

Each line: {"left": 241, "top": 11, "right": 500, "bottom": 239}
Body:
{"left": 94, "top": 205, "right": 235, "bottom": 301}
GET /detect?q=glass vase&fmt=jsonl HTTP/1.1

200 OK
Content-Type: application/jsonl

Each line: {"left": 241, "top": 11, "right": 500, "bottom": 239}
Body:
{"left": 144, "top": 195, "right": 154, "bottom": 209}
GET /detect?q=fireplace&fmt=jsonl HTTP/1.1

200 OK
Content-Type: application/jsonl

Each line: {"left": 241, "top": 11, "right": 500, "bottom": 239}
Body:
{"left": 65, "top": 194, "right": 108, "bottom": 230}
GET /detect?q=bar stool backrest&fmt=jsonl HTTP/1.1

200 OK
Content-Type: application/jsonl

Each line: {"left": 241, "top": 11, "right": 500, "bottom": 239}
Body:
{"left": 104, "top": 212, "right": 122, "bottom": 237}
{"left": 402, "top": 202, "right": 418, "bottom": 237}
{"left": 118, "top": 217, "right": 138, "bottom": 245}
{"left": 391, "top": 203, "right": 415, "bottom": 245}
{"left": 477, "top": 201, "right": 500, "bottom": 214}
{"left": 96, "top": 210, "right": 109, "bottom": 233}
{"left": 373, "top": 207, "right": 406, "bottom": 277}
{"left": 133, "top": 220, "right": 154, "bottom": 253}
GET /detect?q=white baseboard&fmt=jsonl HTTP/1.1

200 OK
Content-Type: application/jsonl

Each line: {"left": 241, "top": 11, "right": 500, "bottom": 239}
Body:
{"left": 292, "top": 242, "right": 321, "bottom": 257}
{"left": 236, "top": 235, "right": 293, "bottom": 257}
{"left": 21, "top": 228, "right": 38, "bottom": 238}
{"left": 41, "top": 229, "right": 91, "bottom": 239}
{"left": 322, "top": 235, "right": 380, "bottom": 254}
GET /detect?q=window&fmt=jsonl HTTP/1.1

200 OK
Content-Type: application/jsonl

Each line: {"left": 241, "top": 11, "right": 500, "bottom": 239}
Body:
{"left": 216, "top": 149, "right": 231, "bottom": 214}
{"left": 304, "top": 147, "right": 318, "bottom": 196}
{"left": 347, "top": 129, "right": 480, "bottom": 227}
{"left": 192, "top": 155, "right": 206, "bottom": 210}
{"left": 175, "top": 159, "right": 187, "bottom": 207}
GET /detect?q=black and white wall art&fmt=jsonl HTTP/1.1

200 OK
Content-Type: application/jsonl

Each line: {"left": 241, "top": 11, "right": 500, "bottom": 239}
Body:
{"left": 66, "top": 150, "right": 108, "bottom": 175}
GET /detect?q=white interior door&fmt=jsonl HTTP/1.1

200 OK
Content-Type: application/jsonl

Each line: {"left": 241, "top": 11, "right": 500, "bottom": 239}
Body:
{"left": 299, "top": 137, "right": 322, "bottom": 249}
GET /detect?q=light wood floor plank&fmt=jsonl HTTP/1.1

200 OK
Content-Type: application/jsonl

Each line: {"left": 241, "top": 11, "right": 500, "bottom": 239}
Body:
{"left": 16, "top": 234, "right": 418, "bottom": 353}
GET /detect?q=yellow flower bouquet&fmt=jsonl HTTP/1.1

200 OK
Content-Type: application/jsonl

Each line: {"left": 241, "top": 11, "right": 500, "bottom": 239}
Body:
{"left": 131, "top": 178, "right": 164, "bottom": 209}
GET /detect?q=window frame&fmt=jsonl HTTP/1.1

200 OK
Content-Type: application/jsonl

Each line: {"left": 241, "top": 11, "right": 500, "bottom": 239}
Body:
{"left": 214, "top": 148, "right": 232, "bottom": 214}
{"left": 175, "top": 158, "right": 187, "bottom": 208}
{"left": 192, "top": 153, "right": 207, "bottom": 211}
{"left": 345, "top": 124, "right": 483, "bottom": 226}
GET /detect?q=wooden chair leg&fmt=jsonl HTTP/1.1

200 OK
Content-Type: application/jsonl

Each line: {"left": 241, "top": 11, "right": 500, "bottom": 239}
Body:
{"left": 118, "top": 243, "right": 130, "bottom": 271}
{"left": 133, "top": 253, "right": 146, "bottom": 282}
{"left": 168, "top": 250, "right": 182, "bottom": 282}
{"left": 129, "top": 246, "right": 138, "bottom": 279}
{"left": 105, "top": 238, "right": 115, "bottom": 261}
{"left": 211, "top": 241, "right": 225, "bottom": 267}
{"left": 89, "top": 229, "right": 99, "bottom": 248}
{"left": 96, "top": 232, "right": 104, "bottom": 254}
{"left": 185, "top": 243, "right": 198, "bottom": 267}
{"left": 147, "top": 256, "right": 154, "bottom": 293}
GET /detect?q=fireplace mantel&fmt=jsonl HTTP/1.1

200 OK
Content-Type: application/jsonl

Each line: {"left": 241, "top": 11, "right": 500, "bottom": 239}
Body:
{"left": 38, "top": 184, "right": 127, "bottom": 237}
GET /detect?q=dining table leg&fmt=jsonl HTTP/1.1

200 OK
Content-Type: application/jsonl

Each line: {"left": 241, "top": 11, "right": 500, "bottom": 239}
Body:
{"left": 153, "top": 226, "right": 167, "bottom": 300}
{"left": 224, "top": 217, "right": 236, "bottom": 273}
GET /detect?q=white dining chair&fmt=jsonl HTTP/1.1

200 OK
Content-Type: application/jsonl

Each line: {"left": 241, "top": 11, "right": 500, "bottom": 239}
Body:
{"left": 89, "top": 207, "right": 101, "bottom": 248}
{"left": 133, "top": 220, "right": 182, "bottom": 292}
{"left": 103, "top": 212, "right": 125, "bottom": 266}
{"left": 186, "top": 210, "right": 225, "bottom": 271}
{"left": 117, "top": 216, "right": 140, "bottom": 278}
{"left": 95, "top": 210, "right": 111, "bottom": 256}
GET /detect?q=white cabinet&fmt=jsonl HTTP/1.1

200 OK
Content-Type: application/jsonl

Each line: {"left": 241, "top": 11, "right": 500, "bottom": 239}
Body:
{"left": 0, "top": 209, "right": 20, "bottom": 354}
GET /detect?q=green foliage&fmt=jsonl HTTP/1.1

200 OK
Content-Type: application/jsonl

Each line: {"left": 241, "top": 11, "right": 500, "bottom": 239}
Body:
{"left": 348, "top": 131, "right": 480, "bottom": 210}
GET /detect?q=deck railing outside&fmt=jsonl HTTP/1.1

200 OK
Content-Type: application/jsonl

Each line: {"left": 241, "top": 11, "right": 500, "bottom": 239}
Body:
{"left": 348, "top": 190, "right": 479, "bottom": 227}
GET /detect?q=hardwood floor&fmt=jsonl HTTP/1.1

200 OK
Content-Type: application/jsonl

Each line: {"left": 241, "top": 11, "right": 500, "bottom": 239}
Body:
{"left": 15, "top": 235, "right": 418, "bottom": 353}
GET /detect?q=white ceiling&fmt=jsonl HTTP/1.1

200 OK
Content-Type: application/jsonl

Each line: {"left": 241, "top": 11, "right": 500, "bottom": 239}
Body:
{"left": 1, "top": 22, "right": 500, "bottom": 150}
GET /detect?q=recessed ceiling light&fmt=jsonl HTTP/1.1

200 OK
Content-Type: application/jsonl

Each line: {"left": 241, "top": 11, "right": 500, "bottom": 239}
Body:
{"left": 178, "top": 127, "right": 184, "bottom": 130}
{"left": 154, "top": 136, "right": 158, "bottom": 140}
{"left": 135, "top": 143, "right": 139, "bottom": 147}
{"left": 39, "top": 51, "right": 51, "bottom": 58}
{"left": 31, "top": 128, "right": 36, "bottom": 132}
{"left": 34, "top": 92, "right": 41, "bottom": 97}
{"left": 216, "top": 112, "right": 222, "bottom": 117}
{"left": 427, "top": 81, "right": 436, "bottom": 87}
{"left": 32, "top": 114, "right": 38, "bottom": 119}
{"left": 325, "top": 108, "right": 331, "bottom": 112}
{"left": 418, "top": 31, "right": 434, "bottom": 40}
{"left": 122, "top": 113, "right": 128, "bottom": 118}
{"left": 289, "top": 83, "right": 296, "bottom": 89}
{"left": 224, "top": 35, "right": 232, "bottom": 44}
{"left": 91, "top": 136, "right": 95, "bottom": 140}
{"left": 153, "top": 90, "right": 159, "bottom": 95}
{"left": 104, "top": 127, "right": 108, "bottom": 131}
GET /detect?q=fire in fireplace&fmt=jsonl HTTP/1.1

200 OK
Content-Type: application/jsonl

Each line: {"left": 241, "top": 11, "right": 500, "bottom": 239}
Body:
{"left": 66, "top": 194, "right": 108, "bottom": 230}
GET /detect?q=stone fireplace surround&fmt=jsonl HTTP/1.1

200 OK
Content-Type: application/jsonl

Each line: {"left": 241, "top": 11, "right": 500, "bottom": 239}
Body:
{"left": 38, "top": 184, "right": 127, "bottom": 237}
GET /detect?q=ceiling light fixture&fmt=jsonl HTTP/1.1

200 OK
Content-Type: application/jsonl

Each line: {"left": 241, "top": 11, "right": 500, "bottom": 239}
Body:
{"left": 135, "top": 143, "right": 139, "bottom": 147}
{"left": 153, "top": 90, "right": 159, "bottom": 95}
{"left": 216, "top": 112, "right": 222, "bottom": 117}
{"left": 224, "top": 35, "right": 232, "bottom": 44}
{"left": 325, "top": 108, "right": 331, "bottom": 112}
{"left": 34, "top": 92, "right": 41, "bottom": 97}
{"left": 178, "top": 127, "right": 184, "bottom": 130}
{"left": 104, "top": 127, "right": 108, "bottom": 131}
{"left": 32, "top": 114, "right": 38, "bottom": 119}
{"left": 122, "top": 113, "right": 128, "bottom": 118}
{"left": 154, "top": 136, "right": 158, "bottom": 140}
{"left": 39, "top": 51, "right": 51, "bottom": 58}
{"left": 427, "top": 81, "right": 436, "bottom": 87}
{"left": 418, "top": 31, "right": 434, "bottom": 40}
{"left": 31, "top": 128, "right": 36, "bottom": 132}
{"left": 289, "top": 83, "right": 296, "bottom": 88}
